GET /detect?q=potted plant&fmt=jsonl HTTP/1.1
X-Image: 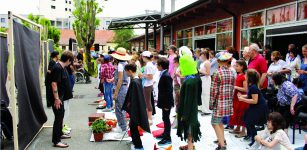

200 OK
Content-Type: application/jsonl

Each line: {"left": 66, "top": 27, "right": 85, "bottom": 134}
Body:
{"left": 91, "top": 119, "right": 108, "bottom": 142}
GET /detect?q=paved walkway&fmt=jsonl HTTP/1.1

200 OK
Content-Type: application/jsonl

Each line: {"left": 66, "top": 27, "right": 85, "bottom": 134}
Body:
{"left": 3, "top": 78, "right": 306, "bottom": 150}
{"left": 27, "top": 80, "right": 130, "bottom": 150}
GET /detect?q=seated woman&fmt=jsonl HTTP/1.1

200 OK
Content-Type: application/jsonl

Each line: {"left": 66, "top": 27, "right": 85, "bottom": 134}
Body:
{"left": 254, "top": 112, "right": 293, "bottom": 150}
{"left": 272, "top": 73, "right": 303, "bottom": 134}
{"left": 238, "top": 69, "right": 268, "bottom": 146}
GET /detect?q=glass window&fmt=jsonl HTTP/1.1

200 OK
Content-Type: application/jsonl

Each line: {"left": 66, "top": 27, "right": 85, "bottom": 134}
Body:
{"left": 216, "top": 32, "right": 232, "bottom": 50}
{"left": 183, "top": 38, "right": 192, "bottom": 48}
{"left": 241, "top": 30, "right": 249, "bottom": 49}
{"left": 217, "top": 19, "right": 232, "bottom": 33}
{"left": 177, "top": 39, "right": 184, "bottom": 47}
{"left": 266, "top": 4, "right": 296, "bottom": 25}
{"left": 0, "top": 18, "right": 5, "bottom": 23}
{"left": 205, "top": 23, "right": 217, "bottom": 35}
{"left": 241, "top": 28, "right": 264, "bottom": 50}
{"left": 106, "top": 21, "right": 110, "bottom": 25}
{"left": 183, "top": 28, "right": 192, "bottom": 38}
{"left": 298, "top": 1, "right": 307, "bottom": 20}
{"left": 177, "top": 31, "right": 183, "bottom": 39}
{"left": 242, "top": 11, "right": 265, "bottom": 29}
{"left": 194, "top": 26, "right": 204, "bottom": 36}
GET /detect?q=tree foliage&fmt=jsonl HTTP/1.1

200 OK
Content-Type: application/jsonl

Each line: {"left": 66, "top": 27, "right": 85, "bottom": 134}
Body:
{"left": 114, "top": 29, "right": 134, "bottom": 50}
{"left": 72, "top": 0, "right": 102, "bottom": 73}
{"left": 23, "top": 13, "right": 60, "bottom": 46}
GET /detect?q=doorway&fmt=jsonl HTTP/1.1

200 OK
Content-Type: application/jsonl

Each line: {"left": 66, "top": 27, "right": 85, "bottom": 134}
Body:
{"left": 195, "top": 38, "right": 215, "bottom": 50}
{"left": 266, "top": 33, "right": 307, "bottom": 58}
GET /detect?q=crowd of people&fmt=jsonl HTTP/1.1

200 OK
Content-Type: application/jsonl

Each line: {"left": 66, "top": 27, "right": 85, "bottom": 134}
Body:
{"left": 45, "top": 43, "right": 307, "bottom": 150}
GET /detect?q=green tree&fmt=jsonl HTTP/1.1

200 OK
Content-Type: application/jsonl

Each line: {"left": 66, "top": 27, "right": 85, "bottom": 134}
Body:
{"left": 23, "top": 14, "right": 61, "bottom": 46}
{"left": 72, "top": 0, "right": 102, "bottom": 73}
{"left": 114, "top": 29, "right": 134, "bottom": 50}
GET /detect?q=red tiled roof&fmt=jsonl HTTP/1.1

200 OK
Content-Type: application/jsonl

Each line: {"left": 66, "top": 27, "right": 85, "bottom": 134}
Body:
{"left": 59, "top": 29, "right": 115, "bottom": 46}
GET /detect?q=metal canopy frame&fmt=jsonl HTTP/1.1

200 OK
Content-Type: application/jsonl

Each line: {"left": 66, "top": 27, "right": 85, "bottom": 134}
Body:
{"left": 7, "top": 11, "right": 43, "bottom": 150}
{"left": 108, "top": 13, "right": 162, "bottom": 30}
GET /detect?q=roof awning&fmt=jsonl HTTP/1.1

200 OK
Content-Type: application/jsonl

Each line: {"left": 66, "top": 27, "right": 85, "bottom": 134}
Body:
{"left": 108, "top": 13, "right": 163, "bottom": 30}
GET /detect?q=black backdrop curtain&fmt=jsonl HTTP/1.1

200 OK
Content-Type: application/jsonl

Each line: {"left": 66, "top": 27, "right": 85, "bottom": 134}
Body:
{"left": 0, "top": 35, "right": 9, "bottom": 107}
{"left": 13, "top": 20, "right": 47, "bottom": 149}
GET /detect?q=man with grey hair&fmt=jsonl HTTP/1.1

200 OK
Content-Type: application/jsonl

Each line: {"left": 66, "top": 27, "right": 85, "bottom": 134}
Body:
{"left": 248, "top": 43, "right": 268, "bottom": 90}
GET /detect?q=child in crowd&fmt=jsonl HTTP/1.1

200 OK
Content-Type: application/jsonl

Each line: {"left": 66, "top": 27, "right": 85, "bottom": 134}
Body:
{"left": 238, "top": 69, "right": 268, "bottom": 146}
{"left": 96, "top": 57, "right": 104, "bottom": 97}
{"left": 229, "top": 60, "right": 249, "bottom": 138}
{"left": 177, "top": 46, "right": 202, "bottom": 150}
{"left": 156, "top": 57, "right": 174, "bottom": 145}
{"left": 254, "top": 112, "right": 293, "bottom": 150}
{"left": 100, "top": 55, "right": 115, "bottom": 111}
{"left": 210, "top": 52, "right": 235, "bottom": 150}
{"left": 172, "top": 56, "right": 182, "bottom": 129}
{"left": 122, "top": 64, "right": 150, "bottom": 150}
{"left": 141, "top": 51, "right": 156, "bottom": 125}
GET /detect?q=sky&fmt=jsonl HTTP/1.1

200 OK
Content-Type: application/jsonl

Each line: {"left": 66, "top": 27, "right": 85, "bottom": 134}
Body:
{"left": 0, "top": 0, "right": 197, "bottom": 17}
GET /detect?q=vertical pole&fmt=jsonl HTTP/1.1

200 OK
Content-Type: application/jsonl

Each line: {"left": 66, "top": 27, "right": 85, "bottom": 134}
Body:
{"left": 145, "top": 23, "right": 149, "bottom": 50}
{"left": 153, "top": 24, "right": 157, "bottom": 49}
{"left": 8, "top": 11, "right": 19, "bottom": 150}
{"left": 160, "top": 0, "right": 165, "bottom": 51}
{"left": 170, "top": 25, "right": 173, "bottom": 45}
{"left": 171, "top": 0, "right": 175, "bottom": 13}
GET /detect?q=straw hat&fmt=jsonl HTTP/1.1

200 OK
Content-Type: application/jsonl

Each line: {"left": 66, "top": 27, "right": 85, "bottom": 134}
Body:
{"left": 110, "top": 47, "right": 132, "bottom": 61}
{"left": 215, "top": 51, "right": 233, "bottom": 61}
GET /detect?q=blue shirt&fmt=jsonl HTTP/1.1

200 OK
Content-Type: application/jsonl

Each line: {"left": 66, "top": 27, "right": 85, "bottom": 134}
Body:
{"left": 277, "top": 81, "right": 301, "bottom": 106}
{"left": 210, "top": 58, "right": 218, "bottom": 76}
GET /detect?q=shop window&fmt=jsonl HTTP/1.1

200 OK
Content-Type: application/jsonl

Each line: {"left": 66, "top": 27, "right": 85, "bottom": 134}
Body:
{"left": 177, "top": 31, "right": 183, "bottom": 39}
{"left": 217, "top": 19, "right": 232, "bottom": 33}
{"left": 298, "top": 1, "right": 307, "bottom": 20}
{"left": 242, "top": 11, "right": 265, "bottom": 29}
{"left": 205, "top": 23, "right": 217, "bottom": 35}
{"left": 241, "top": 28, "right": 264, "bottom": 50}
{"left": 216, "top": 32, "right": 232, "bottom": 50}
{"left": 266, "top": 4, "right": 296, "bottom": 25}
{"left": 1, "top": 18, "right": 5, "bottom": 23}
{"left": 183, "top": 28, "right": 192, "bottom": 38}
{"left": 183, "top": 38, "right": 192, "bottom": 48}
{"left": 194, "top": 26, "right": 204, "bottom": 36}
{"left": 177, "top": 39, "right": 184, "bottom": 47}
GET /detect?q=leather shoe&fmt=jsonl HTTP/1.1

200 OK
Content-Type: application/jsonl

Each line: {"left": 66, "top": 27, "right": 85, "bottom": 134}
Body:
{"left": 158, "top": 138, "right": 171, "bottom": 145}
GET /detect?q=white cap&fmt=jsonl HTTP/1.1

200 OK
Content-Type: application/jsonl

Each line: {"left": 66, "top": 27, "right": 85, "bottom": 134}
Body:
{"left": 179, "top": 46, "right": 193, "bottom": 57}
{"left": 142, "top": 51, "right": 152, "bottom": 57}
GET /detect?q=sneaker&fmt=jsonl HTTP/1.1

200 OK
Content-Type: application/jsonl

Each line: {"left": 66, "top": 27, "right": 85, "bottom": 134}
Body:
{"left": 114, "top": 131, "right": 128, "bottom": 139}
{"left": 215, "top": 145, "right": 226, "bottom": 150}
{"left": 158, "top": 138, "right": 172, "bottom": 146}
{"left": 112, "top": 126, "right": 123, "bottom": 133}
{"left": 64, "top": 124, "right": 72, "bottom": 131}
{"left": 102, "top": 108, "right": 112, "bottom": 112}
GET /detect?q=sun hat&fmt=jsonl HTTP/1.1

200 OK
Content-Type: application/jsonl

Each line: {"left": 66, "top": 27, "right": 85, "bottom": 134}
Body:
{"left": 110, "top": 47, "right": 132, "bottom": 61}
{"left": 179, "top": 46, "right": 193, "bottom": 57}
{"left": 141, "top": 51, "right": 152, "bottom": 57}
{"left": 215, "top": 51, "right": 233, "bottom": 61}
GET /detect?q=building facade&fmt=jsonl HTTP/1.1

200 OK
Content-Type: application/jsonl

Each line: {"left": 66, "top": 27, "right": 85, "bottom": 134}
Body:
{"left": 129, "top": 0, "right": 307, "bottom": 56}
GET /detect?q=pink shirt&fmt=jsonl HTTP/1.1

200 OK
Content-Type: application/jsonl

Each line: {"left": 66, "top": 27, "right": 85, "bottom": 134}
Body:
{"left": 248, "top": 54, "right": 268, "bottom": 89}
{"left": 168, "top": 54, "right": 176, "bottom": 78}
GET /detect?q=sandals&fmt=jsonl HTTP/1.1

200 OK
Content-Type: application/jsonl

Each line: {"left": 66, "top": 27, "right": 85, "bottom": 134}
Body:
{"left": 229, "top": 130, "right": 240, "bottom": 134}
{"left": 235, "top": 134, "right": 246, "bottom": 138}
{"left": 179, "top": 145, "right": 195, "bottom": 150}
{"left": 61, "top": 134, "right": 71, "bottom": 139}
{"left": 54, "top": 142, "right": 69, "bottom": 148}
{"left": 213, "top": 140, "right": 227, "bottom": 145}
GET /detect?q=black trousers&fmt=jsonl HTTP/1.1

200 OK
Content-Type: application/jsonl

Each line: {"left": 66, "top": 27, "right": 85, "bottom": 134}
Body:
{"left": 52, "top": 103, "right": 65, "bottom": 144}
{"left": 246, "top": 124, "right": 256, "bottom": 142}
{"left": 162, "top": 109, "right": 171, "bottom": 139}
{"left": 130, "top": 120, "right": 142, "bottom": 148}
